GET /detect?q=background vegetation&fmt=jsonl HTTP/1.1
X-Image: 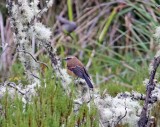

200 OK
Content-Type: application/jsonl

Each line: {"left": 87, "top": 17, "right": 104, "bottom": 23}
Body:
{"left": 0, "top": 0, "right": 160, "bottom": 126}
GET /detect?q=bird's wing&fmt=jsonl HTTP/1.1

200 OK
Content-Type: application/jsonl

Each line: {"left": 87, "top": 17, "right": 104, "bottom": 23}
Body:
{"left": 83, "top": 68, "right": 90, "bottom": 79}
{"left": 69, "top": 65, "right": 85, "bottom": 79}
{"left": 69, "top": 66, "right": 93, "bottom": 88}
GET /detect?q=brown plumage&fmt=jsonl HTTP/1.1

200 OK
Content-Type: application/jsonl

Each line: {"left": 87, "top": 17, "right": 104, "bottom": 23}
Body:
{"left": 64, "top": 56, "right": 93, "bottom": 88}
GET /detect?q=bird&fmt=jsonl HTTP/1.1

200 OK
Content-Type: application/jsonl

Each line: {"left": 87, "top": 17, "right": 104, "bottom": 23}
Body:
{"left": 56, "top": 16, "right": 77, "bottom": 33}
{"left": 64, "top": 56, "right": 93, "bottom": 89}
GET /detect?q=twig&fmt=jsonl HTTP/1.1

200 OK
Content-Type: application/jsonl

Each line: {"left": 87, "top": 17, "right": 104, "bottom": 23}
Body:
{"left": 0, "top": 43, "right": 8, "bottom": 58}
{"left": 99, "top": 119, "right": 105, "bottom": 127}
{"left": 138, "top": 56, "right": 160, "bottom": 127}
{"left": 30, "top": 0, "right": 54, "bottom": 24}
{"left": 0, "top": 12, "right": 5, "bottom": 50}
{"left": 6, "top": 82, "right": 25, "bottom": 95}
{"left": 17, "top": 49, "right": 49, "bottom": 69}
{"left": 116, "top": 99, "right": 127, "bottom": 125}
{"left": 29, "top": 72, "right": 40, "bottom": 80}
{"left": 118, "top": 91, "right": 146, "bottom": 101}
{"left": 121, "top": 61, "right": 136, "bottom": 72}
{"left": 86, "top": 50, "right": 95, "bottom": 70}
{"left": 99, "top": 75, "right": 115, "bottom": 84}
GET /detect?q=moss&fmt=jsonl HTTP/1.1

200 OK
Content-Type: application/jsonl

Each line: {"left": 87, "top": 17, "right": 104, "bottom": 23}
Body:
{"left": 9, "top": 61, "right": 28, "bottom": 85}
{"left": 0, "top": 68, "right": 99, "bottom": 127}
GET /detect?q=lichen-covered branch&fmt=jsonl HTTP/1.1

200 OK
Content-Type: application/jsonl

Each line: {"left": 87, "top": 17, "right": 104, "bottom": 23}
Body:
{"left": 6, "top": 0, "right": 39, "bottom": 83}
{"left": 41, "top": 40, "right": 71, "bottom": 91}
{"left": 6, "top": 0, "right": 71, "bottom": 90}
{"left": 138, "top": 56, "right": 160, "bottom": 127}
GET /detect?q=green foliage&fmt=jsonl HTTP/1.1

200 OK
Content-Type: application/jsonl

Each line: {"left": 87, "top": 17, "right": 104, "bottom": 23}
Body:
{"left": 98, "top": 8, "right": 117, "bottom": 43}
{"left": 9, "top": 61, "right": 28, "bottom": 85}
{"left": 58, "top": 0, "right": 159, "bottom": 85}
{"left": 0, "top": 2, "right": 8, "bottom": 21}
{"left": 67, "top": 0, "right": 73, "bottom": 21}
{"left": 0, "top": 68, "right": 99, "bottom": 127}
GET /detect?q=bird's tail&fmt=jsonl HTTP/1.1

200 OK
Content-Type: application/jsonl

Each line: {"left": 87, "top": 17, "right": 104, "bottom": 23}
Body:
{"left": 83, "top": 74, "right": 93, "bottom": 88}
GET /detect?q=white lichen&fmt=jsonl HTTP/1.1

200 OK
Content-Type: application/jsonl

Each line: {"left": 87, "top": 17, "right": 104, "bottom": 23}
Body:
{"left": 94, "top": 94, "right": 142, "bottom": 127}
{"left": 155, "top": 50, "right": 160, "bottom": 58}
{"left": 47, "top": 0, "right": 54, "bottom": 7}
{"left": 20, "top": 1, "right": 34, "bottom": 22}
{"left": 30, "top": 0, "right": 40, "bottom": 14}
{"left": 59, "top": 69, "right": 72, "bottom": 85}
{"left": 33, "top": 22, "right": 52, "bottom": 40}
{"left": 154, "top": 26, "right": 160, "bottom": 39}
{"left": 143, "top": 78, "right": 149, "bottom": 86}
{"left": 151, "top": 85, "right": 160, "bottom": 101}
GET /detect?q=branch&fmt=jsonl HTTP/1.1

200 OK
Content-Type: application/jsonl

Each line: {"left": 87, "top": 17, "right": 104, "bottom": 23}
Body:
{"left": 116, "top": 100, "right": 127, "bottom": 125}
{"left": 31, "top": 0, "right": 54, "bottom": 24}
{"left": 6, "top": 82, "right": 25, "bottom": 95}
{"left": 17, "top": 49, "right": 49, "bottom": 69}
{"left": 138, "top": 56, "right": 160, "bottom": 127}
{"left": 0, "top": 43, "right": 8, "bottom": 58}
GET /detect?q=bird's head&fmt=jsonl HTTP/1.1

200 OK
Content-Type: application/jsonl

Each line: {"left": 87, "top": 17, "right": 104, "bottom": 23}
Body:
{"left": 63, "top": 56, "right": 75, "bottom": 61}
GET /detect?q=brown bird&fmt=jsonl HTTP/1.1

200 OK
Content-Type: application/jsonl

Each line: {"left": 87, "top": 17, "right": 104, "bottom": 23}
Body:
{"left": 64, "top": 56, "right": 93, "bottom": 89}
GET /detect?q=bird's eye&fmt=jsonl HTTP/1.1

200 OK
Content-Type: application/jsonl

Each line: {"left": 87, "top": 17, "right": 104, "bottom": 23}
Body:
{"left": 66, "top": 57, "right": 72, "bottom": 60}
